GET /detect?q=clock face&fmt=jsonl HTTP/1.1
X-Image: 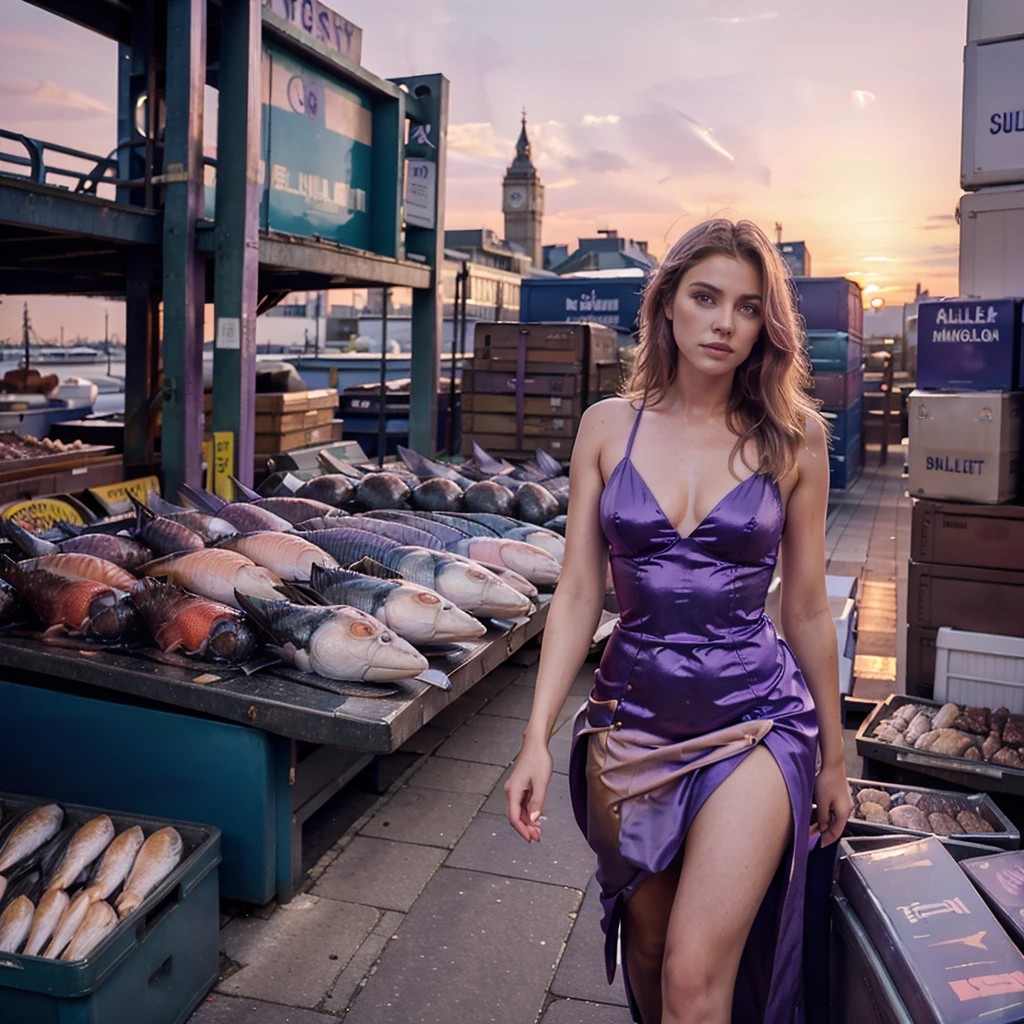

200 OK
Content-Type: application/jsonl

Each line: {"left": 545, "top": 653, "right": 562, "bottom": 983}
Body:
{"left": 507, "top": 189, "right": 525, "bottom": 210}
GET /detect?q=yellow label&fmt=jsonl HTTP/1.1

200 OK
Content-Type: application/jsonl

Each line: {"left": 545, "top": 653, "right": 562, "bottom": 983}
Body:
{"left": 213, "top": 432, "right": 235, "bottom": 501}
{"left": 1, "top": 498, "right": 86, "bottom": 532}
{"left": 88, "top": 475, "right": 161, "bottom": 514}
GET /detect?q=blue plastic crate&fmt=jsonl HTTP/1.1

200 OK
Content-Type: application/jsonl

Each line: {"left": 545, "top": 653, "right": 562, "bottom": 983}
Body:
{"left": 805, "top": 331, "right": 863, "bottom": 373}
{"left": 829, "top": 437, "right": 862, "bottom": 490}
{"left": 823, "top": 401, "right": 863, "bottom": 448}
{"left": 794, "top": 278, "right": 864, "bottom": 338}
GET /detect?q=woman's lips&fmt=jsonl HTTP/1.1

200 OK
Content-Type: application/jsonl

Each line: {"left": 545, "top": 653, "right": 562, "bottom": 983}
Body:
{"left": 700, "top": 343, "right": 733, "bottom": 359}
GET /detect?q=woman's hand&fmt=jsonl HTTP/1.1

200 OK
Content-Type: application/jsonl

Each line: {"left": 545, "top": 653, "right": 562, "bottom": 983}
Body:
{"left": 814, "top": 759, "right": 853, "bottom": 847}
{"left": 505, "top": 736, "right": 553, "bottom": 843}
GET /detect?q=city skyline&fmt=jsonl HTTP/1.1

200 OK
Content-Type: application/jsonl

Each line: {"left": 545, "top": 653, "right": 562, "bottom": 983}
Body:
{"left": 0, "top": 0, "right": 968, "bottom": 340}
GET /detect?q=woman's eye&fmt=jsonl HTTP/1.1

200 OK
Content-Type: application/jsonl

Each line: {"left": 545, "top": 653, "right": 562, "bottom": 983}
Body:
{"left": 694, "top": 292, "right": 713, "bottom": 304}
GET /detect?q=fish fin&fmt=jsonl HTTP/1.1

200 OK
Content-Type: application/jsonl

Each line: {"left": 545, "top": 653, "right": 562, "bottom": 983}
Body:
{"left": 534, "top": 448, "right": 563, "bottom": 477}
{"left": 230, "top": 476, "right": 262, "bottom": 502}
{"left": 472, "top": 442, "right": 507, "bottom": 475}
{"left": 42, "top": 623, "right": 67, "bottom": 638}
{"left": 317, "top": 450, "right": 361, "bottom": 477}
{"left": 135, "top": 553, "right": 180, "bottom": 577}
{"left": 129, "top": 493, "right": 156, "bottom": 531}
{"left": 348, "top": 556, "right": 404, "bottom": 581}
{"left": 178, "top": 482, "right": 227, "bottom": 513}
{"left": 146, "top": 489, "right": 185, "bottom": 515}
{"left": 55, "top": 520, "right": 85, "bottom": 537}
{"left": 397, "top": 445, "right": 437, "bottom": 481}
{"left": 2, "top": 517, "right": 54, "bottom": 556}
{"left": 285, "top": 583, "right": 330, "bottom": 606}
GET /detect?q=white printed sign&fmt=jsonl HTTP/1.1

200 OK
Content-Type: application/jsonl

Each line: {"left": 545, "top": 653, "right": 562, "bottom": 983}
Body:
{"left": 216, "top": 317, "right": 241, "bottom": 350}
{"left": 405, "top": 159, "right": 436, "bottom": 230}
{"left": 966, "top": 37, "right": 1024, "bottom": 184}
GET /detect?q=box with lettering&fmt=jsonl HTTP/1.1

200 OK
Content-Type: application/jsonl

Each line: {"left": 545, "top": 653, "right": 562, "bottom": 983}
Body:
{"left": 917, "top": 299, "right": 1023, "bottom": 392}
{"left": 839, "top": 835, "right": 1024, "bottom": 1024}
{"left": 908, "top": 390, "right": 1021, "bottom": 504}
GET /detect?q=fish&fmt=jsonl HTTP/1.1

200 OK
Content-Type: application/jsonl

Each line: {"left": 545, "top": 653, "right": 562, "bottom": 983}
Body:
{"left": 0, "top": 578, "right": 22, "bottom": 623}
{"left": 43, "top": 890, "right": 91, "bottom": 958}
{"left": 462, "top": 480, "right": 515, "bottom": 515}
{"left": 216, "top": 532, "right": 339, "bottom": 582}
{"left": 138, "top": 549, "right": 286, "bottom": 610}
{"left": 294, "top": 475, "right": 355, "bottom": 506}
{"left": 0, "top": 557, "right": 139, "bottom": 642}
{"left": 0, "top": 895, "right": 34, "bottom": 954}
{"left": 130, "top": 497, "right": 205, "bottom": 556}
{"left": 513, "top": 482, "right": 560, "bottom": 524}
{"left": 396, "top": 446, "right": 474, "bottom": 489}
{"left": 470, "top": 442, "right": 519, "bottom": 478}
{"left": 438, "top": 513, "right": 566, "bottom": 561}
{"left": 23, "top": 888, "right": 69, "bottom": 956}
{"left": 544, "top": 515, "right": 568, "bottom": 535}
{"left": 24, "top": 552, "right": 138, "bottom": 592}
{"left": 130, "top": 579, "right": 262, "bottom": 662}
{"left": 247, "top": 497, "right": 346, "bottom": 526}
{"left": 353, "top": 472, "right": 411, "bottom": 510}
{"left": 301, "top": 529, "right": 531, "bottom": 617}
{"left": 82, "top": 827, "right": 145, "bottom": 904}
{"left": 48, "top": 815, "right": 115, "bottom": 892}
{"left": 61, "top": 900, "right": 117, "bottom": 961}
{"left": 115, "top": 827, "right": 184, "bottom": 919}
{"left": 144, "top": 490, "right": 239, "bottom": 542}
{"left": 359, "top": 512, "right": 560, "bottom": 585}
{"left": 342, "top": 516, "right": 446, "bottom": 550}
{"left": 410, "top": 478, "right": 464, "bottom": 512}
{"left": 3, "top": 519, "right": 152, "bottom": 570}
{"left": 305, "top": 563, "right": 486, "bottom": 645}
{"left": 0, "top": 805, "right": 64, "bottom": 875}
{"left": 178, "top": 483, "right": 293, "bottom": 533}
{"left": 237, "top": 593, "right": 428, "bottom": 681}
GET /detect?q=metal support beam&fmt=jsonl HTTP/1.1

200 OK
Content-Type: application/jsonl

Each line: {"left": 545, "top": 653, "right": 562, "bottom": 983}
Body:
{"left": 161, "top": 0, "right": 207, "bottom": 496}
{"left": 392, "top": 73, "right": 449, "bottom": 455}
{"left": 124, "top": 248, "right": 161, "bottom": 472}
{"left": 212, "top": 0, "right": 261, "bottom": 487}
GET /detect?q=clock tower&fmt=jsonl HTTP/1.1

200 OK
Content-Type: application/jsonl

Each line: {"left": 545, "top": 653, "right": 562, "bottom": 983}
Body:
{"left": 502, "top": 111, "right": 544, "bottom": 269}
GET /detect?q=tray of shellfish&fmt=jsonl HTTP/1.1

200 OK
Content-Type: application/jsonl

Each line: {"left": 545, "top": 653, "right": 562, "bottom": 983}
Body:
{"left": 856, "top": 695, "right": 1024, "bottom": 797}
{"left": 846, "top": 778, "right": 1018, "bottom": 850}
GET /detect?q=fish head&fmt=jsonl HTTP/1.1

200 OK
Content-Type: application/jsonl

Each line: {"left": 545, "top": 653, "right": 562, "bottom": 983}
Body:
{"left": 496, "top": 542, "right": 561, "bottom": 586}
{"left": 381, "top": 585, "right": 487, "bottom": 644}
{"left": 435, "top": 561, "right": 532, "bottom": 618}
{"left": 86, "top": 593, "right": 141, "bottom": 642}
{"left": 308, "top": 610, "right": 428, "bottom": 681}
{"left": 207, "top": 615, "right": 263, "bottom": 662}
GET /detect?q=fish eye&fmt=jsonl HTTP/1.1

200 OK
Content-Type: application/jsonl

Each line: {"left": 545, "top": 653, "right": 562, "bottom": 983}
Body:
{"left": 380, "top": 631, "right": 393, "bottom": 643}
{"left": 350, "top": 622, "right": 376, "bottom": 638}
{"left": 415, "top": 593, "right": 441, "bottom": 604}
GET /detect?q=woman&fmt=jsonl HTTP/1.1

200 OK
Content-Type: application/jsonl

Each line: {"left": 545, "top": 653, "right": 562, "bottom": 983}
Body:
{"left": 505, "top": 219, "right": 853, "bottom": 1024}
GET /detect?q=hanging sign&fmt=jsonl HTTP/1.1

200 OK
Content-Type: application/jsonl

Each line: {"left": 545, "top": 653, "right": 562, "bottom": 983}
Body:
{"left": 405, "top": 158, "right": 436, "bottom": 229}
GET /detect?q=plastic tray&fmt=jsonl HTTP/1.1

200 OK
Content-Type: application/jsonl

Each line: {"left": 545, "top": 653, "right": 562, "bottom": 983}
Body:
{"left": 961, "top": 850, "right": 1024, "bottom": 953}
{"left": 855, "top": 694, "right": 1024, "bottom": 798}
{"left": 0, "top": 793, "right": 220, "bottom": 1024}
{"left": 846, "top": 777, "right": 1019, "bottom": 849}
{"left": 935, "top": 627, "right": 1024, "bottom": 713}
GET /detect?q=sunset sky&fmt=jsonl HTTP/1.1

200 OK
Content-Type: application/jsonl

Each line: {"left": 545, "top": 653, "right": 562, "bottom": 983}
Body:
{"left": 0, "top": 0, "right": 968, "bottom": 340}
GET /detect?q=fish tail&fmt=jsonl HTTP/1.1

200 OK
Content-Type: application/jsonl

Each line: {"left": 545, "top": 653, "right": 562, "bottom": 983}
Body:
{"left": 2, "top": 519, "right": 55, "bottom": 557}
{"left": 146, "top": 489, "right": 186, "bottom": 515}
{"left": 55, "top": 521, "right": 84, "bottom": 537}
{"left": 472, "top": 441, "right": 505, "bottom": 475}
{"left": 230, "top": 476, "right": 262, "bottom": 502}
{"left": 179, "top": 483, "right": 227, "bottom": 514}
{"left": 129, "top": 494, "right": 155, "bottom": 532}
{"left": 286, "top": 583, "right": 330, "bottom": 606}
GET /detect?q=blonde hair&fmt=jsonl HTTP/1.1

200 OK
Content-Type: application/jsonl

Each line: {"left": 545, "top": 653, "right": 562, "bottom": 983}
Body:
{"left": 625, "top": 218, "right": 824, "bottom": 480}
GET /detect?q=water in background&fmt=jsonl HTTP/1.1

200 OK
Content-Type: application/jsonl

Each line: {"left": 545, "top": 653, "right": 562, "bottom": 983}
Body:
{"left": 0, "top": 357, "right": 127, "bottom": 417}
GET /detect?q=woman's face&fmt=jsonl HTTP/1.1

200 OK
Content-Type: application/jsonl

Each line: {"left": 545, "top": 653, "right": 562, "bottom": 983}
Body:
{"left": 665, "top": 254, "right": 765, "bottom": 377}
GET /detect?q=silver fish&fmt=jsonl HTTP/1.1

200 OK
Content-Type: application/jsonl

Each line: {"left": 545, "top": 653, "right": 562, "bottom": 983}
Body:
{"left": 48, "top": 815, "right": 115, "bottom": 892}
{"left": 82, "top": 827, "right": 145, "bottom": 904}
{"left": 0, "top": 895, "right": 34, "bottom": 953}
{"left": 178, "top": 484, "right": 293, "bottom": 533}
{"left": 139, "top": 549, "right": 285, "bottom": 610}
{"left": 23, "top": 888, "right": 69, "bottom": 957}
{"left": 62, "top": 900, "right": 117, "bottom": 961}
{"left": 115, "top": 828, "right": 183, "bottom": 919}
{"left": 0, "top": 804, "right": 64, "bottom": 874}
{"left": 217, "top": 532, "right": 339, "bottom": 582}
{"left": 43, "top": 890, "right": 91, "bottom": 958}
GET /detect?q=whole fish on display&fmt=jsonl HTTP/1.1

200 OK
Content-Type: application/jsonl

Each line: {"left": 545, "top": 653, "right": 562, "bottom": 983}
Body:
{"left": 0, "top": 557, "right": 139, "bottom": 642}
{"left": 294, "top": 474, "right": 355, "bottom": 507}
{"left": 0, "top": 805, "right": 64, "bottom": 875}
{"left": 216, "top": 531, "right": 339, "bottom": 582}
{"left": 138, "top": 549, "right": 286, "bottom": 610}
{"left": 0, "top": 578, "right": 23, "bottom": 623}
{"left": 22, "top": 888, "right": 69, "bottom": 956}
{"left": 359, "top": 511, "right": 560, "bottom": 585}
{"left": 47, "top": 815, "right": 115, "bottom": 892}
{"left": 144, "top": 491, "right": 239, "bottom": 542}
{"left": 513, "top": 482, "right": 560, "bottom": 524}
{"left": 353, "top": 472, "right": 411, "bottom": 510}
{"left": 130, "top": 496, "right": 206, "bottom": 556}
{"left": 82, "top": 826, "right": 145, "bottom": 904}
{"left": 43, "top": 890, "right": 91, "bottom": 958}
{"left": 461, "top": 480, "right": 515, "bottom": 515}
{"left": 0, "top": 895, "right": 34, "bottom": 953}
{"left": 396, "top": 446, "right": 475, "bottom": 490}
{"left": 544, "top": 515, "right": 568, "bottom": 535}
{"left": 61, "top": 900, "right": 117, "bottom": 961}
{"left": 470, "top": 442, "right": 519, "bottom": 478}
{"left": 178, "top": 483, "right": 294, "bottom": 533}
{"left": 440, "top": 513, "right": 566, "bottom": 562}
{"left": 131, "top": 579, "right": 262, "bottom": 662}
{"left": 23, "top": 552, "right": 138, "bottom": 592}
{"left": 227, "top": 479, "right": 348, "bottom": 525}
{"left": 301, "top": 528, "right": 531, "bottom": 617}
{"left": 410, "top": 478, "right": 464, "bottom": 512}
{"left": 337, "top": 516, "right": 445, "bottom": 550}
{"left": 3, "top": 518, "right": 152, "bottom": 570}
{"left": 304, "top": 563, "right": 486, "bottom": 645}
{"left": 237, "top": 593, "right": 428, "bottom": 681}
{"left": 114, "top": 827, "right": 183, "bottom": 919}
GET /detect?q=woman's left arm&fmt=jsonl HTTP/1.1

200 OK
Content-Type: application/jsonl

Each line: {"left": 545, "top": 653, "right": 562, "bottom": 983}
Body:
{"left": 779, "top": 417, "right": 853, "bottom": 845}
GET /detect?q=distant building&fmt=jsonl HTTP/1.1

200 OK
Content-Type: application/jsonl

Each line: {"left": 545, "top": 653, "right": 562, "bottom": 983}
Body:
{"left": 776, "top": 241, "right": 811, "bottom": 277}
{"left": 502, "top": 113, "right": 544, "bottom": 269}
{"left": 542, "top": 244, "right": 569, "bottom": 271}
{"left": 444, "top": 228, "right": 533, "bottom": 276}
{"left": 546, "top": 230, "right": 659, "bottom": 275}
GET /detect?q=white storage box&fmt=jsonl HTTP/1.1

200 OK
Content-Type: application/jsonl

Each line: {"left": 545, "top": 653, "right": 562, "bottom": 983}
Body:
{"left": 959, "top": 188, "right": 1024, "bottom": 298}
{"left": 934, "top": 626, "right": 1024, "bottom": 711}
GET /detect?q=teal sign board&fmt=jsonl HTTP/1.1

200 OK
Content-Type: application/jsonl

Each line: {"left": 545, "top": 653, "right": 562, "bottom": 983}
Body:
{"left": 260, "top": 43, "right": 373, "bottom": 248}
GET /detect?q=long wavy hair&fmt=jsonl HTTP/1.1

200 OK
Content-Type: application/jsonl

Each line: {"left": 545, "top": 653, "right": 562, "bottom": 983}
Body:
{"left": 624, "top": 218, "right": 824, "bottom": 480}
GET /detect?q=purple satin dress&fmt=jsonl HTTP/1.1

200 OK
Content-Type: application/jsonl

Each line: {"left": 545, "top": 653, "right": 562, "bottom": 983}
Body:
{"left": 568, "top": 404, "right": 820, "bottom": 1024}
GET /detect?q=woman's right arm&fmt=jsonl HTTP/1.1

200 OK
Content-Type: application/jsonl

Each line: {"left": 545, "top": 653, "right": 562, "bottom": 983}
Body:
{"left": 504, "top": 402, "right": 614, "bottom": 842}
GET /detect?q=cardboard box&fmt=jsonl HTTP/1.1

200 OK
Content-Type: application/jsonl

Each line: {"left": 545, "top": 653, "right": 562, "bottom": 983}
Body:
{"left": 912, "top": 498, "right": 1024, "bottom": 572}
{"left": 908, "top": 560, "right": 1024, "bottom": 638}
{"left": 917, "top": 298, "right": 1023, "bottom": 391}
{"left": 908, "top": 390, "right": 1021, "bottom": 504}
{"left": 473, "top": 322, "right": 618, "bottom": 365}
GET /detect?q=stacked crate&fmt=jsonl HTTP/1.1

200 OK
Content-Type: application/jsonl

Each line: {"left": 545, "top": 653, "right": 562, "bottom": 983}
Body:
{"left": 461, "top": 322, "right": 620, "bottom": 460}
{"left": 904, "top": 297, "right": 1024, "bottom": 698}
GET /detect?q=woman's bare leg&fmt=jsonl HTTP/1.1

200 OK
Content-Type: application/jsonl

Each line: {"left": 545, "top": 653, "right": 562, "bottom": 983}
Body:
{"left": 660, "top": 746, "right": 792, "bottom": 1024}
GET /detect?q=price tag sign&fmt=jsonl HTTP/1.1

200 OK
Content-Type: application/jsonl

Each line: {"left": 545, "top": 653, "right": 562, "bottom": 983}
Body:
{"left": 405, "top": 159, "right": 436, "bottom": 229}
{"left": 216, "top": 317, "right": 241, "bottom": 350}
{"left": 89, "top": 475, "right": 161, "bottom": 516}
{"left": 213, "top": 432, "right": 235, "bottom": 501}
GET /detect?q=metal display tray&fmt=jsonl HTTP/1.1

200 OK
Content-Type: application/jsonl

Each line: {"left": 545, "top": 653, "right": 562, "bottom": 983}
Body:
{"left": 856, "top": 694, "right": 1024, "bottom": 797}
{"left": 846, "top": 776, "right": 1019, "bottom": 850}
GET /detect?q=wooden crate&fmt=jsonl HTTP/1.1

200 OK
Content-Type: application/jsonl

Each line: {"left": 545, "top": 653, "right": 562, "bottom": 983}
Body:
{"left": 908, "top": 560, "right": 1024, "bottom": 638}
{"left": 474, "top": 322, "right": 618, "bottom": 365}
{"left": 462, "top": 433, "right": 574, "bottom": 460}
{"left": 203, "top": 389, "right": 338, "bottom": 416}
{"left": 911, "top": 498, "right": 1024, "bottom": 573}
{"left": 464, "top": 412, "right": 578, "bottom": 438}
{"left": 462, "top": 368, "right": 583, "bottom": 398}
{"left": 462, "top": 392, "right": 581, "bottom": 417}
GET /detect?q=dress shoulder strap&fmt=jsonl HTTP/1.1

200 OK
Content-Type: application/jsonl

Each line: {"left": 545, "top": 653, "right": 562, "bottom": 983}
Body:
{"left": 624, "top": 400, "right": 645, "bottom": 460}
